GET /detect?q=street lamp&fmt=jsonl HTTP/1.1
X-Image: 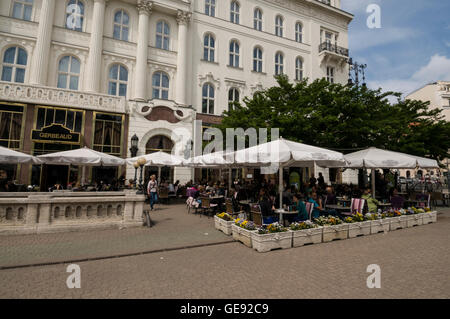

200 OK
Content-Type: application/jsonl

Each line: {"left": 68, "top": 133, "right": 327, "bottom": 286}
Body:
{"left": 133, "top": 161, "right": 140, "bottom": 189}
{"left": 136, "top": 157, "right": 147, "bottom": 195}
{"left": 130, "top": 134, "right": 139, "bottom": 158}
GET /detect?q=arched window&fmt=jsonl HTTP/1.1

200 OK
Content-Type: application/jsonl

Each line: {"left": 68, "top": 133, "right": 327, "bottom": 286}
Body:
{"left": 113, "top": 10, "right": 129, "bottom": 41}
{"left": 228, "top": 88, "right": 239, "bottom": 111}
{"left": 253, "top": 47, "right": 263, "bottom": 73}
{"left": 275, "top": 15, "right": 283, "bottom": 37}
{"left": 11, "top": 0, "right": 33, "bottom": 21}
{"left": 229, "top": 40, "right": 240, "bottom": 68}
{"left": 108, "top": 64, "right": 128, "bottom": 97}
{"left": 146, "top": 135, "right": 174, "bottom": 154}
{"left": 57, "top": 56, "right": 80, "bottom": 90}
{"left": 202, "top": 83, "right": 215, "bottom": 114}
{"left": 295, "top": 57, "right": 303, "bottom": 81}
{"left": 230, "top": 1, "right": 240, "bottom": 24}
{"left": 1, "top": 47, "right": 27, "bottom": 83}
{"left": 203, "top": 34, "right": 215, "bottom": 62}
{"left": 156, "top": 21, "right": 170, "bottom": 50}
{"left": 65, "top": 0, "right": 84, "bottom": 32}
{"left": 152, "top": 71, "right": 169, "bottom": 100}
{"left": 253, "top": 8, "right": 262, "bottom": 31}
{"left": 275, "top": 52, "right": 284, "bottom": 75}
{"left": 205, "top": 0, "right": 215, "bottom": 17}
{"left": 295, "top": 22, "right": 303, "bottom": 43}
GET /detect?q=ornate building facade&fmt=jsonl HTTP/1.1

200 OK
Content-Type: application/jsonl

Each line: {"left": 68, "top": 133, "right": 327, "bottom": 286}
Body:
{"left": 0, "top": 0, "right": 352, "bottom": 187}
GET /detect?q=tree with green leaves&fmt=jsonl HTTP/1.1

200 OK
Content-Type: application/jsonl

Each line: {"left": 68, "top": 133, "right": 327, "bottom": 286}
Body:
{"left": 217, "top": 75, "right": 450, "bottom": 164}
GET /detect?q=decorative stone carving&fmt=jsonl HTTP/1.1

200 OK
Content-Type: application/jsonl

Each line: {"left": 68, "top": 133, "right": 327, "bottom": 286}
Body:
{"left": 135, "top": 101, "right": 192, "bottom": 123}
{"left": 198, "top": 72, "right": 220, "bottom": 90}
{"left": 250, "top": 82, "right": 264, "bottom": 94}
{"left": 176, "top": 10, "right": 192, "bottom": 25}
{"left": 137, "top": 0, "right": 153, "bottom": 15}
{"left": 0, "top": 82, "right": 127, "bottom": 114}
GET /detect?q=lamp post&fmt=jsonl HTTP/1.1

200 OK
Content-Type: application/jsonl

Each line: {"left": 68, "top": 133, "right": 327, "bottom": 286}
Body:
{"left": 133, "top": 161, "right": 139, "bottom": 189}
{"left": 347, "top": 57, "right": 367, "bottom": 87}
{"left": 136, "top": 157, "right": 147, "bottom": 195}
{"left": 130, "top": 134, "right": 139, "bottom": 158}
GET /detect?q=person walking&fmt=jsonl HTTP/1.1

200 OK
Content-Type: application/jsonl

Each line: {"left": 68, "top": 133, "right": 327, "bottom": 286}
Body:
{"left": 147, "top": 174, "right": 159, "bottom": 211}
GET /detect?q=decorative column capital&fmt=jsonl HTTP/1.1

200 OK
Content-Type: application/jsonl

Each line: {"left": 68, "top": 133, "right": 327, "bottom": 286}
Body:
{"left": 137, "top": 0, "right": 153, "bottom": 16}
{"left": 176, "top": 10, "right": 192, "bottom": 25}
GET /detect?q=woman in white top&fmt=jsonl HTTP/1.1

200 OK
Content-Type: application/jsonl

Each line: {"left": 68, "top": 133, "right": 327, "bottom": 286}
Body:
{"left": 147, "top": 175, "right": 159, "bottom": 211}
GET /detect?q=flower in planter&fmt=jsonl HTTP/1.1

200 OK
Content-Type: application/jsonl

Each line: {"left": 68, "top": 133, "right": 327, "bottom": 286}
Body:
{"left": 290, "top": 220, "right": 317, "bottom": 230}
{"left": 314, "top": 215, "right": 343, "bottom": 226}
{"left": 417, "top": 208, "right": 425, "bottom": 214}
{"left": 258, "top": 222, "right": 288, "bottom": 234}
{"left": 425, "top": 207, "right": 431, "bottom": 212}
{"left": 216, "top": 212, "right": 234, "bottom": 221}
{"left": 364, "top": 213, "right": 376, "bottom": 221}
{"left": 236, "top": 219, "right": 256, "bottom": 231}
{"left": 344, "top": 216, "right": 355, "bottom": 224}
{"left": 352, "top": 212, "right": 364, "bottom": 222}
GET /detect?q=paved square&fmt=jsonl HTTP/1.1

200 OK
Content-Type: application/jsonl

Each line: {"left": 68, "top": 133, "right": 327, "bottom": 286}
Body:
{"left": 0, "top": 205, "right": 449, "bottom": 299}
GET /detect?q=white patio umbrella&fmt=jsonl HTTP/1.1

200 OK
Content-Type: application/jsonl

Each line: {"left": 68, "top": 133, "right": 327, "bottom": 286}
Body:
{"left": 0, "top": 146, "right": 42, "bottom": 164}
{"left": 233, "top": 138, "right": 347, "bottom": 207}
{"left": 38, "top": 147, "right": 126, "bottom": 185}
{"left": 343, "top": 147, "right": 439, "bottom": 197}
{"left": 127, "top": 151, "right": 185, "bottom": 183}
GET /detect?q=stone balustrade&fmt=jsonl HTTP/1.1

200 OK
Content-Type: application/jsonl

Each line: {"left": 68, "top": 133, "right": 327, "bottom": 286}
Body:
{"left": 0, "top": 191, "right": 146, "bottom": 235}
{"left": 0, "top": 81, "right": 127, "bottom": 114}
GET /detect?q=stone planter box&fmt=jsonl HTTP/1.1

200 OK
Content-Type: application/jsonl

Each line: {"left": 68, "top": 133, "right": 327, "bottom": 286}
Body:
{"left": 370, "top": 219, "right": 390, "bottom": 234}
{"left": 422, "top": 212, "right": 437, "bottom": 224}
{"left": 405, "top": 214, "right": 421, "bottom": 228}
{"left": 251, "top": 231, "right": 293, "bottom": 253}
{"left": 292, "top": 227, "right": 323, "bottom": 247}
{"left": 232, "top": 224, "right": 256, "bottom": 248}
{"left": 348, "top": 221, "right": 372, "bottom": 238}
{"left": 322, "top": 224, "right": 349, "bottom": 242}
{"left": 214, "top": 215, "right": 234, "bottom": 235}
{"left": 389, "top": 217, "right": 404, "bottom": 231}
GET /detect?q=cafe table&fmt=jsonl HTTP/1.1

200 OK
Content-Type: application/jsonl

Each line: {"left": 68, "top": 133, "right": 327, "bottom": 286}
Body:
{"left": 325, "top": 204, "right": 350, "bottom": 212}
{"left": 275, "top": 209, "right": 298, "bottom": 226}
{"left": 377, "top": 203, "right": 392, "bottom": 209}
{"left": 405, "top": 199, "right": 428, "bottom": 207}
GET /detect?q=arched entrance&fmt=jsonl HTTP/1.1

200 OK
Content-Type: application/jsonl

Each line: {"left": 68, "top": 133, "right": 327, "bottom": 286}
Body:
{"left": 145, "top": 135, "right": 174, "bottom": 183}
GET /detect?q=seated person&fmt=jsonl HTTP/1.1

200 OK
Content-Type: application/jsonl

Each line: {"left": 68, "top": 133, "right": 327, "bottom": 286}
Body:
{"left": 324, "top": 186, "right": 337, "bottom": 206}
{"left": 307, "top": 192, "right": 323, "bottom": 219}
{"left": 258, "top": 191, "right": 278, "bottom": 224}
{"left": 290, "top": 193, "right": 308, "bottom": 223}
{"left": 361, "top": 188, "right": 380, "bottom": 213}
{"left": 390, "top": 188, "right": 405, "bottom": 210}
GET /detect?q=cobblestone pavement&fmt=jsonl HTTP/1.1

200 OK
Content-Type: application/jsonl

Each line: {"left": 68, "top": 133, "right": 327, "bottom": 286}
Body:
{"left": 0, "top": 207, "right": 449, "bottom": 299}
{"left": 0, "top": 203, "right": 233, "bottom": 268}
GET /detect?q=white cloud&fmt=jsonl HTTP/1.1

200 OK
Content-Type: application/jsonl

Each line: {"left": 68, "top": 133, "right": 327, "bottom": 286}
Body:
{"left": 368, "top": 54, "right": 450, "bottom": 97}
{"left": 350, "top": 27, "right": 417, "bottom": 52}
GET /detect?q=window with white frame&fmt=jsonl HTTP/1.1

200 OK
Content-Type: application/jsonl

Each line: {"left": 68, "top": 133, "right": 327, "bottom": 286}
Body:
{"left": 228, "top": 88, "right": 239, "bottom": 111}
{"left": 202, "top": 83, "right": 215, "bottom": 114}
{"left": 203, "top": 34, "right": 215, "bottom": 62}
{"left": 11, "top": 0, "right": 33, "bottom": 21}
{"left": 295, "top": 22, "right": 303, "bottom": 43}
{"left": 229, "top": 40, "right": 240, "bottom": 68}
{"left": 1, "top": 46, "right": 27, "bottom": 83}
{"left": 113, "top": 10, "right": 129, "bottom": 41}
{"left": 295, "top": 57, "right": 303, "bottom": 81}
{"left": 108, "top": 64, "right": 128, "bottom": 97}
{"left": 230, "top": 1, "right": 240, "bottom": 24}
{"left": 152, "top": 71, "right": 170, "bottom": 100}
{"left": 57, "top": 56, "right": 80, "bottom": 90}
{"left": 327, "top": 66, "right": 334, "bottom": 83}
{"left": 275, "top": 52, "right": 284, "bottom": 75}
{"left": 156, "top": 21, "right": 170, "bottom": 50}
{"left": 254, "top": 8, "right": 262, "bottom": 31}
{"left": 65, "top": 0, "right": 84, "bottom": 32}
{"left": 253, "top": 47, "right": 263, "bottom": 73}
{"left": 205, "top": 0, "right": 215, "bottom": 17}
{"left": 275, "top": 15, "right": 283, "bottom": 37}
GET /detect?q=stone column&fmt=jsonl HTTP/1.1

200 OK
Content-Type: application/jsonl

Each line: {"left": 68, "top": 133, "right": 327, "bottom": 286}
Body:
{"left": 85, "top": 0, "right": 107, "bottom": 92}
{"left": 134, "top": 0, "right": 153, "bottom": 101}
{"left": 29, "top": 0, "right": 55, "bottom": 85}
{"left": 175, "top": 10, "right": 191, "bottom": 105}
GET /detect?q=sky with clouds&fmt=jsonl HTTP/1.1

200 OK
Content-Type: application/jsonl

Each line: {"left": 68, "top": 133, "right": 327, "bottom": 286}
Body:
{"left": 341, "top": 0, "right": 450, "bottom": 97}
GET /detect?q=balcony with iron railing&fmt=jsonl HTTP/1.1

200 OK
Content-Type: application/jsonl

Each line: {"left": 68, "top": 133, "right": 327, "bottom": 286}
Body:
{"left": 319, "top": 42, "right": 349, "bottom": 57}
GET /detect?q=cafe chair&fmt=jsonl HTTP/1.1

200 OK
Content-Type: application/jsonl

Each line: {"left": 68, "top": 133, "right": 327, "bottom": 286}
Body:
{"left": 225, "top": 198, "right": 241, "bottom": 218}
{"left": 305, "top": 202, "right": 314, "bottom": 220}
{"left": 341, "top": 198, "right": 365, "bottom": 217}
{"left": 200, "top": 197, "right": 217, "bottom": 218}
{"left": 159, "top": 187, "right": 169, "bottom": 205}
{"left": 250, "top": 204, "right": 263, "bottom": 226}
{"left": 186, "top": 196, "right": 199, "bottom": 214}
